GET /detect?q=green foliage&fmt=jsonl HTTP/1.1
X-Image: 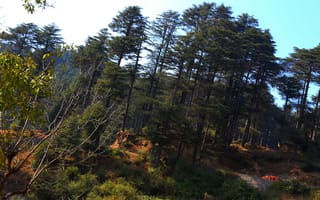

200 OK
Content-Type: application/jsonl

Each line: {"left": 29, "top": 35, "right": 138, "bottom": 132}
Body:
{"left": 220, "top": 179, "right": 262, "bottom": 200}
{"left": 37, "top": 101, "right": 117, "bottom": 165}
{"left": 87, "top": 178, "right": 140, "bottom": 200}
{"left": 94, "top": 62, "right": 128, "bottom": 104}
{"left": 32, "top": 167, "right": 97, "bottom": 199}
{"left": 0, "top": 52, "right": 52, "bottom": 122}
{"left": 114, "top": 164, "right": 175, "bottom": 197}
{"left": 22, "top": 0, "right": 49, "bottom": 13}
{"left": 72, "top": 29, "right": 108, "bottom": 73}
{"left": 66, "top": 173, "right": 97, "bottom": 199}
{"left": 0, "top": 23, "right": 63, "bottom": 64}
{"left": 135, "top": 196, "right": 164, "bottom": 200}
{"left": 108, "top": 6, "right": 147, "bottom": 64}
{"left": 0, "top": 23, "right": 39, "bottom": 55}
{"left": 80, "top": 102, "right": 107, "bottom": 150}
{"left": 116, "top": 164, "right": 144, "bottom": 178}
{"left": 0, "top": 51, "right": 53, "bottom": 198}
{"left": 172, "top": 161, "right": 224, "bottom": 197}
{"left": 138, "top": 167, "right": 176, "bottom": 196}
{"left": 32, "top": 113, "right": 80, "bottom": 166}
{"left": 110, "top": 149, "right": 126, "bottom": 159}
{"left": 272, "top": 180, "right": 310, "bottom": 195}
{"left": 80, "top": 102, "right": 106, "bottom": 124}
{"left": 170, "top": 161, "right": 262, "bottom": 199}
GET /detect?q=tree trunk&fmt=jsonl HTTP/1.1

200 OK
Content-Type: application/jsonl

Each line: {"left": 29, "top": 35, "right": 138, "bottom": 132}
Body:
{"left": 225, "top": 114, "right": 239, "bottom": 145}
{"left": 0, "top": 111, "right": 2, "bottom": 130}
{"left": 311, "top": 90, "right": 320, "bottom": 141}
{"left": 192, "top": 114, "right": 205, "bottom": 165}
{"left": 122, "top": 46, "right": 141, "bottom": 131}
{"left": 154, "top": 142, "right": 163, "bottom": 167}
{"left": 241, "top": 115, "right": 251, "bottom": 147}
{"left": 296, "top": 71, "right": 311, "bottom": 129}
{"left": 82, "top": 61, "right": 102, "bottom": 108}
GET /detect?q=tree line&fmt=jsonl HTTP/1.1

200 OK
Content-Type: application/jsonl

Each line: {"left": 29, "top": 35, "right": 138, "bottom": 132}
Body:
{"left": 1, "top": 2, "right": 320, "bottom": 198}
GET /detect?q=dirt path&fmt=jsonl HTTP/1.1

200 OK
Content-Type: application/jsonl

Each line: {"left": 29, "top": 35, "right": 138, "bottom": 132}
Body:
{"left": 237, "top": 173, "right": 271, "bottom": 191}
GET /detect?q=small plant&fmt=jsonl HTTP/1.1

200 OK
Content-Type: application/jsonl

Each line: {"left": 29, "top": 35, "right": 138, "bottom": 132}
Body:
{"left": 87, "top": 178, "right": 140, "bottom": 200}
{"left": 110, "top": 149, "right": 125, "bottom": 159}
{"left": 143, "top": 167, "right": 176, "bottom": 196}
{"left": 116, "top": 164, "right": 144, "bottom": 178}
{"left": 172, "top": 161, "right": 224, "bottom": 198}
{"left": 220, "top": 179, "right": 262, "bottom": 200}
{"left": 273, "top": 180, "right": 310, "bottom": 195}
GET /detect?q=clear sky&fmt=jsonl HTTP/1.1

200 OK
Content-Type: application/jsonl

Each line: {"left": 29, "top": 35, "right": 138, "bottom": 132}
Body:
{"left": 1, "top": 0, "right": 204, "bottom": 46}
{"left": 214, "top": 0, "right": 320, "bottom": 58}
{"left": 1, "top": 0, "right": 320, "bottom": 59}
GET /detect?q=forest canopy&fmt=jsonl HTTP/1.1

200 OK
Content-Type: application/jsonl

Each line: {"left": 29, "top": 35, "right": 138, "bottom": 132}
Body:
{"left": 1, "top": 1, "right": 320, "bottom": 199}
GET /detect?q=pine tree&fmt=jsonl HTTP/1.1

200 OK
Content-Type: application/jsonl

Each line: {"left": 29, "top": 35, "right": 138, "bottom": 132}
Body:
{"left": 288, "top": 46, "right": 320, "bottom": 130}
{"left": 276, "top": 75, "right": 301, "bottom": 114}
{"left": 240, "top": 28, "right": 279, "bottom": 146}
{"left": 0, "top": 23, "right": 39, "bottom": 55}
{"left": 33, "top": 24, "right": 63, "bottom": 70}
{"left": 108, "top": 6, "right": 148, "bottom": 131}
{"left": 142, "top": 10, "right": 181, "bottom": 125}
{"left": 73, "top": 29, "right": 109, "bottom": 107}
{"left": 108, "top": 6, "right": 147, "bottom": 66}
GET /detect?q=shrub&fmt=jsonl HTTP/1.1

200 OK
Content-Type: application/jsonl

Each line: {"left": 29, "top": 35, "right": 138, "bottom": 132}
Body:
{"left": 87, "top": 178, "right": 140, "bottom": 200}
{"left": 273, "top": 180, "right": 310, "bottom": 195}
{"left": 172, "top": 162, "right": 224, "bottom": 198}
{"left": 67, "top": 173, "right": 97, "bottom": 198}
{"left": 116, "top": 164, "right": 144, "bottom": 178}
{"left": 220, "top": 179, "right": 262, "bottom": 200}
{"left": 138, "top": 167, "right": 176, "bottom": 196}
{"left": 30, "top": 167, "right": 97, "bottom": 200}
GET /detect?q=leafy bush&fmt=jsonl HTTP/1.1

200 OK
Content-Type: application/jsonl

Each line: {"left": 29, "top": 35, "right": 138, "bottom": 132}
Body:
{"left": 31, "top": 166, "right": 97, "bottom": 200}
{"left": 136, "top": 196, "right": 165, "bottom": 200}
{"left": 110, "top": 149, "right": 126, "bottom": 159}
{"left": 67, "top": 173, "right": 97, "bottom": 198}
{"left": 172, "top": 161, "right": 224, "bottom": 198}
{"left": 137, "top": 167, "right": 176, "bottom": 196}
{"left": 116, "top": 164, "right": 175, "bottom": 197}
{"left": 116, "top": 164, "right": 144, "bottom": 178}
{"left": 87, "top": 178, "right": 140, "bottom": 200}
{"left": 275, "top": 180, "right": 310, "bottom": 195}
{"left": 220, "top": 179, "right": 262, "bottom": 200}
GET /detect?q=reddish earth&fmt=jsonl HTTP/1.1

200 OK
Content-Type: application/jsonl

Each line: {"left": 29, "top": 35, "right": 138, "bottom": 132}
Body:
{"left": 262, "top": 175, "right": 282, "bottom": 181}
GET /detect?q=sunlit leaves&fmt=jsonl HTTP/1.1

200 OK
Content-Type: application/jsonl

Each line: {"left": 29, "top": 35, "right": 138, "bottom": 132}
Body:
{"left": 22, "top": 0, "right": 49, "bottom": 14}
{"left": 0, "top": 52, "right": 53, "bottom": 122}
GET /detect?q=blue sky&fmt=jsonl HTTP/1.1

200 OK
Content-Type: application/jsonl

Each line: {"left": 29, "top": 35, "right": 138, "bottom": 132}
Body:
{"left": 214, "top": 0, "right": 320, "bottom": 58}
{"left": 1, "top": 0, "right": 320, "bottom": 59}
